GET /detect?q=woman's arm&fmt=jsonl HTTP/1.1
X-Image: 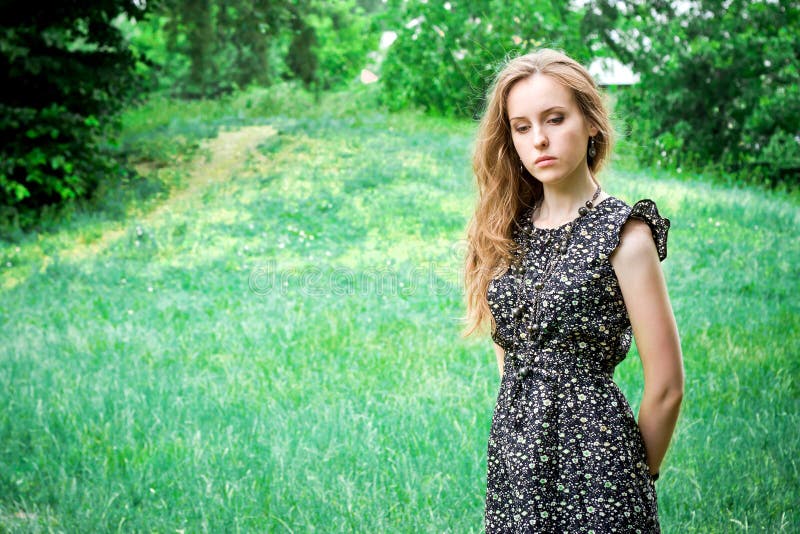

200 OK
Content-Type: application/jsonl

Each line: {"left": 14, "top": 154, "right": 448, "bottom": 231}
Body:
{"left": 611, "top": 219, "right": 685, "bottom": 476}
{"left": 493, "top": 343, "right": 505, "bottom": 377}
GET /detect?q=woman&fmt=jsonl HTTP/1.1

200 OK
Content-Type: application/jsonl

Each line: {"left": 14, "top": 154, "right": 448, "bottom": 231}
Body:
{"left": 462, "top": 49, "right": 684, "bottom": 532}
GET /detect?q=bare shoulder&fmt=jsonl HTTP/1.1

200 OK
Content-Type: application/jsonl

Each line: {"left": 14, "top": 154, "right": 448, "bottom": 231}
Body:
{"left": 610, "top": 217, "right": 669, "bottom": 320}
{"left": 610, "top": 218, "right": 658, "bottom": 268}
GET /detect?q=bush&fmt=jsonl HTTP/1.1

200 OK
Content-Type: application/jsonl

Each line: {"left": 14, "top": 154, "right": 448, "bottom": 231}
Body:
{"left": 308, "top": 0, "right": 380, "bottom": 90}
{"left": 585, "top": 0, "right": 800, "bottom": 186}
{"left": 379, "top": 0, "right": 589, "bottom": 117}
{"left": 0, "top": 1, "right": 149, "bottom": 221}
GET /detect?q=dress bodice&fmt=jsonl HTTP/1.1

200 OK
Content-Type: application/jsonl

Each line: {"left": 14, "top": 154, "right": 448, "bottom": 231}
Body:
{"left": 488, "top": 197, "right": 670, "bottom": 374}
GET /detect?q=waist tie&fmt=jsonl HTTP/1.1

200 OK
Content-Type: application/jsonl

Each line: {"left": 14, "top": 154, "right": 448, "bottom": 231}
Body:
{"left": 506, "top": 354, "right": 613, "bottom": 428}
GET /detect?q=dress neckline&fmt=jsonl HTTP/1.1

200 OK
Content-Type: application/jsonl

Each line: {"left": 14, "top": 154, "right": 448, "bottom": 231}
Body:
{"left": 525, "top": 195, "right": 617, "bottom": 231}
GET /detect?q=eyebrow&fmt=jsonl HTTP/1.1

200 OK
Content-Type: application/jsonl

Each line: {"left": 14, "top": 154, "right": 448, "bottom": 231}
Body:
{"left": 509, "top": 106, "right": 567, "bottom": 121}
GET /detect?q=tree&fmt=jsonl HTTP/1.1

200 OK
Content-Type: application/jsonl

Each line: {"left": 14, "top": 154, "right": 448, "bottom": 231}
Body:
{"left": 583, "top": 0, "right": 800, "bottom": 184}
{"left": 158, "top": 0, "right": 284, "bottom": 97}
{"left": 156, "top": 0, "right": 379, "bottom": 95}
{"left": 379, "top": 0, "right": 589, "bottom": 117}
{"left": 0, "top": 0, "right": 150, "bottom": 217}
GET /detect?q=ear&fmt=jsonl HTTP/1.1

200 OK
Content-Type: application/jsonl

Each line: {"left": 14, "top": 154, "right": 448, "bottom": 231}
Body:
{"left": 588, "top": 123, "right": 599, "bottom": 137}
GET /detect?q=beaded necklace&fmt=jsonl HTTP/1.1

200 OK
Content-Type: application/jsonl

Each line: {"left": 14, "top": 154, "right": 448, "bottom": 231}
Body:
{"left": 506, "top": 186, "right": 602, "bottom": 380}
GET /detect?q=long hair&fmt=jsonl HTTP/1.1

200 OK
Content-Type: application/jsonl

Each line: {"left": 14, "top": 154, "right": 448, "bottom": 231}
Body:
{"left": 462, "top": 49, "right": 614, "bottom": 338}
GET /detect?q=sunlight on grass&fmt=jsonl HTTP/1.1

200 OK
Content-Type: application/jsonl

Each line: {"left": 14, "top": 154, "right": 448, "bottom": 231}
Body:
{"left": 0, "top": 88, "right": 798, "bottom": 532}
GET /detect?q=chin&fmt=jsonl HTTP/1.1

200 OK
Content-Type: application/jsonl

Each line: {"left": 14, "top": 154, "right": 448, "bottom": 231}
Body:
{"left": 534, "top": 163, "right": 585, "bottom": 185}
{"left": 532, "top": 171, "right": 567, "bottom": 184}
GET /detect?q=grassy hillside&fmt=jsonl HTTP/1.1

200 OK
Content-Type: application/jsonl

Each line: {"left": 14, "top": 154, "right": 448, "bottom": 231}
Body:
{"left": 1, "top": 85, "right": 798, "bottom": 532}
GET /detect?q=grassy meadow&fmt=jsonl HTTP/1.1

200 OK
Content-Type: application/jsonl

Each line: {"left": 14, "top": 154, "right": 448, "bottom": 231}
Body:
{"left": 1, "top": 85, "right": 798, "bottom": 532}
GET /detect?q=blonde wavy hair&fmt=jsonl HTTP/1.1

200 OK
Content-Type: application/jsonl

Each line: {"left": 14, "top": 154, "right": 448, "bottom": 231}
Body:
{"left": 462, "top": 49, "right": 614, "bottom": 338}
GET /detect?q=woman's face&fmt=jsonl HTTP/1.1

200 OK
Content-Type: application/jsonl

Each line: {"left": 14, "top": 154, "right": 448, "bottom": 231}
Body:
{"left": 507, "top": 73, "right": 597, "bottom": 187}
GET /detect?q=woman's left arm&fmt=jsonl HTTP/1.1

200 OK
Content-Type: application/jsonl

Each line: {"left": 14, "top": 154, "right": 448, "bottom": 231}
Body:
{"left": 611, "top": 218, "right": 685, "bottom": 477}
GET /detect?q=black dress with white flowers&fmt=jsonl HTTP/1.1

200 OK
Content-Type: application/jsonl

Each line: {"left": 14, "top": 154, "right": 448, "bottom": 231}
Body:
{"left": 484, "top": 196, "right": 670, "bottom": 533}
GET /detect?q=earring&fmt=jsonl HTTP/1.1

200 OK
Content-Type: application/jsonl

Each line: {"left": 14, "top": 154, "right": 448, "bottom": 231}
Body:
{"left": 588, "top": 137, "right": 597, "bottom": 158}
{"left": 519, "top": 162, "right": 525, "bottom": 177}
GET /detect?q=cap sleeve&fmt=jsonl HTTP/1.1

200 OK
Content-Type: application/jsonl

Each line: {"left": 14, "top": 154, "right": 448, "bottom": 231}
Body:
{"left": 628, "top": 199, "right": 670, "bottom": 261}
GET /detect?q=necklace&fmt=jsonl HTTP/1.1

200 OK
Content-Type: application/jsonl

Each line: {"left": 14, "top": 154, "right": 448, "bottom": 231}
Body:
{"left": 506, "top": 185, "right": 602, "bottom": 380}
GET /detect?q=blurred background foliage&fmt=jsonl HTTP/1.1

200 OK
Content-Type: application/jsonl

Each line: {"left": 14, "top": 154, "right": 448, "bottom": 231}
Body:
{"left": 378, "top": 0, "right": 589, "bottom": 116}
{"left": 0, "top": 0, "right": 797, "bottom": 226}
{"left": 584, "top": 0, "right": 800, "bottom": 185}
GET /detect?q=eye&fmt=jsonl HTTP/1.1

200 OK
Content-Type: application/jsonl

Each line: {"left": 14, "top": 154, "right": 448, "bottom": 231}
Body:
{"left": 548, "top": 115, "right": 564, "bottom": 124}
{"left": 514, "top": 124, "right": 530, "bottom": 134}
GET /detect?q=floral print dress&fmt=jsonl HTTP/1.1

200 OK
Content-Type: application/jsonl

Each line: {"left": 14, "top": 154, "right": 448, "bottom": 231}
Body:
{"left": 484, "top": 196, "right": 670, "bottom": 533}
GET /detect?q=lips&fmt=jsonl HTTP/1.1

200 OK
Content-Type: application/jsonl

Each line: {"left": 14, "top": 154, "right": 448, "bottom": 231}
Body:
{"left": 534, "top": 155, "right": 556, "bottom": 166}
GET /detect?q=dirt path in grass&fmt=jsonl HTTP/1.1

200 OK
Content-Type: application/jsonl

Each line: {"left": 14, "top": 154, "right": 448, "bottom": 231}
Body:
{"left": 0, "top": 124, "right": 276, "bottom": 290}
{"left": 144, "top": 124, "right": 276, "bottom": 221}
{"left": 63, "top": 124, "right": 277, "bottom": 263}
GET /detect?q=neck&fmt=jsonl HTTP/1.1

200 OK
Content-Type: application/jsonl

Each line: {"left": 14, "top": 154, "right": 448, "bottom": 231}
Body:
{"left": 537, "top": 174, "right": 599, "bottom": 225}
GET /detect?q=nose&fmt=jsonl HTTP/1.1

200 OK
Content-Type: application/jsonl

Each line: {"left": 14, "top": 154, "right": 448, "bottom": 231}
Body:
{"left": 532, "top": 124, "right": 548, "bottom": 150}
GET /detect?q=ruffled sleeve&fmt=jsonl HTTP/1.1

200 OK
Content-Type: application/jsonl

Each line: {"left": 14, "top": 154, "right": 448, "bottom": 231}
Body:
{"left": 627, "top": 199, "right": 670, "bottom": 261}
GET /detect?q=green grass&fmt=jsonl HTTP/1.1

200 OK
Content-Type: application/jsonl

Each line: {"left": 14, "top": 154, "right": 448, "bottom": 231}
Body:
{"left": 0, "top": 85, "right": 798, "bottom": 532}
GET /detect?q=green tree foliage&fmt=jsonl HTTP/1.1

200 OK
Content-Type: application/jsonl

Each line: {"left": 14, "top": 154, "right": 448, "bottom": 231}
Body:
{"left": 155, "top": 0, "right": 378, "bottom": 96}
{"left": 379, "top": 0, "right": 589, "bottom": 117}
{"left": 158, "top": 0, "right": 282, "bottom": 97}
{"left": 302, "top": 0, "right": 379, "bottom": 90}
{"left": 285, "top": 3, "right": 319, "bottom": 88}
{"left": 584, "top": 0, "right": 800, "bottom": 184}
{"left": 0, "top": 0, "right": 149, "bottom": 215}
